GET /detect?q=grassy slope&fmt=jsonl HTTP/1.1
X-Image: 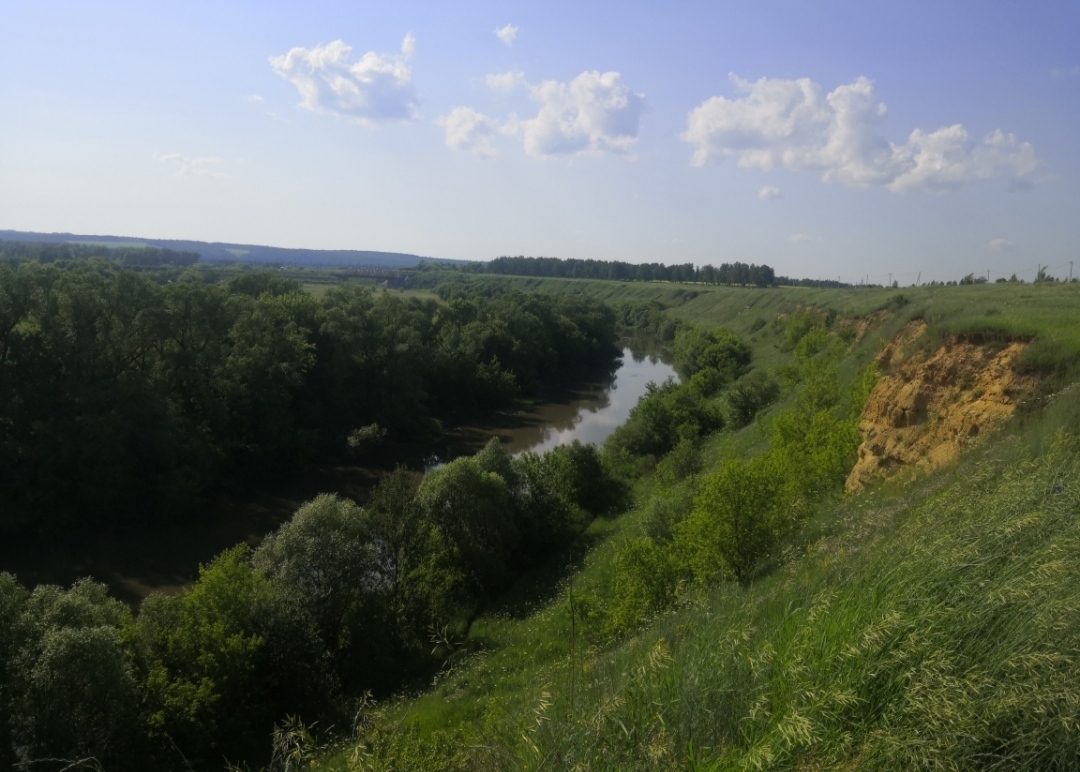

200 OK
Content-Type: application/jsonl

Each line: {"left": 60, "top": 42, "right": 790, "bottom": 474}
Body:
{"left": 319, "top": 278, "right": 1080, "bottom": 770}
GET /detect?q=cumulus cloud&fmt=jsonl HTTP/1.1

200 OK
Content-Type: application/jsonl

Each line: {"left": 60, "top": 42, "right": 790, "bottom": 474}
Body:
{"left": 516, "top": 71, "right": 646, "bottom": 157}
{"left": 269, "top": 36, "right": 418, "bottom": 127}
{"left": 485, "top": 70, "right": 526, "bottom": 95}
{"left": 155, "top": 153, "right": 225, "bottom": 178}
{"left": 758, "top": 185, "right": 781, "bottom": 200}
{"left": 494, "top": 23, "right": 519, "bottom": 46}
{"left": 682, "top": 74, "right": 1039, "bottom": 192}
{"left": 436, "top": 107, "right": 497, "bottom": 157}
{"left": 984, "top": 238, "right": 1016, "bottom": 252}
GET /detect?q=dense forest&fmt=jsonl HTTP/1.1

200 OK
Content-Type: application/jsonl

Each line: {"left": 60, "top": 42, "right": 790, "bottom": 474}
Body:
{"left": 0, "top": 249, "right": 782, "bottom": 770}
{"left": 468, "top": 255, "right": 777, "bottom": 287}
{"left": 0, "top": 254, "right": 618, "bottom": 537}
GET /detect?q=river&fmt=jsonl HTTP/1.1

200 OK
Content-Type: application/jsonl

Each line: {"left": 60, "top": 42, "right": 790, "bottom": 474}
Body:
{"left": 0, "top": 336, "right": 676, "bottom": 604}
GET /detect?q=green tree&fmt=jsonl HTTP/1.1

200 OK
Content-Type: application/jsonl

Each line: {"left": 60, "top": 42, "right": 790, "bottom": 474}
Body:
{"left": 415, "top": 458, "right": 519, "bottom": 599}
{"left": 673, "top": 325, "right": 751, "bottom": 381}
{"left": 11, "top": 579, "right": 141, "bottom": 770}
{"left": 676, "top": 454, "right": 784, "bottom": 583}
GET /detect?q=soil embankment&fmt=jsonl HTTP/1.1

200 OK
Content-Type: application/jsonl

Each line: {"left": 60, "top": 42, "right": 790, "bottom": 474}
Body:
{"left": 846, "top": 322, "right": 1036, "bottom": 491}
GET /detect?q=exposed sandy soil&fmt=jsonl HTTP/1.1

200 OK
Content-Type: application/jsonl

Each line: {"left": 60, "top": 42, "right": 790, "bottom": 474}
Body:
{"left": 846, "top": 322, "right": 1037, "bottom": 491}
{"left": 837, "top": 309, "right": 891, "bottom": 344}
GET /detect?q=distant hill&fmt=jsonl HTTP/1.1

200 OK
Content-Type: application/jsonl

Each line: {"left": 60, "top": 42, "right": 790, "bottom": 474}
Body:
{"left": 0, "top": 230, "right": 466, "bottom": 269}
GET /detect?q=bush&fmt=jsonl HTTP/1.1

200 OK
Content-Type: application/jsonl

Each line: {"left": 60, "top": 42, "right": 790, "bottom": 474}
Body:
{"left": 676, "top": 453, "right": 784, "bottom": 583}
{"left": 607, "top": 379, "right": 723, "bottom": 459}
{"left": 723, "top": 369, "right": 780, "bottom": 428}
{"left": 609, "top": 538, "right": 682, "bottom": 634}
{"left": 643, "top": 479, "right": 697, "bottom": 543}
{"left": 673, "top": 325, "right": 751, "bottom": 381}
{"left": 415, "top": 457, "right": 519, "bottom": 598}
{"left": 653, "top": 438, "right": 703, "bottom": 490}
{"left": 783, "top": 307, "right": 828, "bottom": 351}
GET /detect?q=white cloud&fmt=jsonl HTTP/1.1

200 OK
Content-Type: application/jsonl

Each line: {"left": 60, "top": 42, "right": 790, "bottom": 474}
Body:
{"left": 494, "top": 24, "right": 519, "bottom": 46}
{"left": 436, "top": 107, "right": 497, "bottom": 158}
{"left": 155, "top": 153, "right": 226, "bottom": 178}
{"left": 269, "top": 37, "right": 418, "bottom": 127}
{"left": 517, "top": 71, "right": 646, "bottom": 158}
{"left": 789, "top": 233, "right": 812, "bottom": 244}
{"left": 682, "top": 74, "right": 1039, "bottom": 192}
{"left": 485, "top": 70, "right": 526, "bottom": 95}
{"left": 244, "top": 94, "right": 264, "bottom": 103}
{"left": 984, "top": 238, "right": 1015, "bottom": 252}
{"left": 758, "top": 185, "right": 781, "bottom": 200}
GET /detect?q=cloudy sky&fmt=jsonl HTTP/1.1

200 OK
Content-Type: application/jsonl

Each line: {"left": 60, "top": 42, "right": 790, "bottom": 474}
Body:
{"left": 2, "top": 0, "right": 1078, "bottom": 282}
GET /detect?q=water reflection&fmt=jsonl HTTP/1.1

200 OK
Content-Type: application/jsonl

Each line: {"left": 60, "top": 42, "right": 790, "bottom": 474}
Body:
{"left": 435, "top": 336, "right": 677, "bottom": 463}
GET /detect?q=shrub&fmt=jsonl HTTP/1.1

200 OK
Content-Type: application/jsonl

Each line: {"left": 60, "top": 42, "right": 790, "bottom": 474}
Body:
{"left": 673, "top": 325, "right": 751, "bottom": 381}
{"left": 783, "top": 307, "right": 828, "bottom": 351}
{"left": 653, "top": 438, "right": 703, "bottom": 490}
{"left": 609, "top": 538, "right": 682, "bottom": 634}
{"left": 723, "top": 369, "right": 780, "bottom": 428}
{"left": 643, "top": 479, "right": 697, "bottom": 543}
{"left": 676, "top": 453, "right": 784, "bottom": 584}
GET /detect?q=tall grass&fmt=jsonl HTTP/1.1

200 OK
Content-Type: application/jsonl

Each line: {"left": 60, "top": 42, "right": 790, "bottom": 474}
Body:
{"left": 371, "top": 427, "right": 1080, "bottom": 771}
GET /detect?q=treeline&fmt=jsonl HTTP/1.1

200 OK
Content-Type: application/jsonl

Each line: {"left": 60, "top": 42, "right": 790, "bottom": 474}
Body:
{"left": 0, "top": 438, "right": 627, "bottom": 771}
{"left": 0, "top": 260, "right": 617, "bottom": 536}
{"left": 1, "top": 240, "right": 199, "bottom": 267}
{"left": 468, "top": 255, "right": 776, "bottom": 287}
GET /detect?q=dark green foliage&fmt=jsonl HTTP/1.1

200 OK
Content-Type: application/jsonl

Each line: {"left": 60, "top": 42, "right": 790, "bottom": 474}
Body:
{"left": 613, "top": 299, "right": 682, "bottom": 340}
{"left": 510, "top": 451, "right": 582, "bottom": 557}
{"left": 253, "top": 496, "right": 381, "bottom": 685}
{"left": 473, "top": 255, "right": 776, "bottom": 286}
{"left": 672, "top": 324, "right": 751, "bottom": 380}
{"left": 723, "top": 368, "right": 781, "bottom": 427}
{"left": 607, "top": 378, "right": 724, "bottom": 458}
{"left": 415, "top": 458, "right": 519, "bottom": 599}
{"left": 5, "top": 579, "right": 142, "bottom": 770}
{"left": 134, "top": 545, "right": 336, "bottom": 769}
{"left": 543, "top": 440, "right": 628, "bottom": 515}
{"left": 0, "top": 574, "right": 27, "bottom": 772}
{"left": 0, "top": 261, "right": 618, "bottom": 537}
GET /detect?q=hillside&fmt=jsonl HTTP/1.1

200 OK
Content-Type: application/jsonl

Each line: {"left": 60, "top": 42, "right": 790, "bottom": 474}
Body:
{"left": 0, "top": 229, "right": 461, "bottom": 268}
{"left": 313, "top": 277, "right": 1080, "bottom": 770}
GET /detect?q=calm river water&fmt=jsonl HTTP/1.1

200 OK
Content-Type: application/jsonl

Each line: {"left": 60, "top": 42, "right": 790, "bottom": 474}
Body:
{"left": 428, "top": 335, "right": 676, "bottom": 463}
{"left": 0, "top": 336, "right": 676, "bottom": 603}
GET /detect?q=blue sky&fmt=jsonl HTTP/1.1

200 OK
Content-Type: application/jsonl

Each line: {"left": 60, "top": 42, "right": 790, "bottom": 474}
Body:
{"left": 1, "top": 0, "right": 1078, "bottom": 282}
